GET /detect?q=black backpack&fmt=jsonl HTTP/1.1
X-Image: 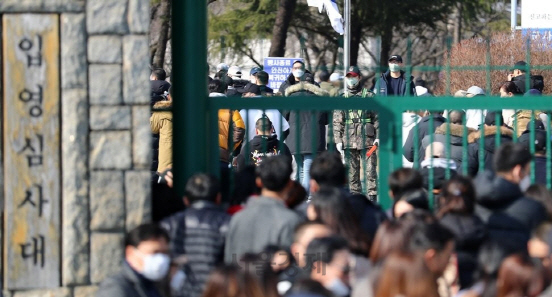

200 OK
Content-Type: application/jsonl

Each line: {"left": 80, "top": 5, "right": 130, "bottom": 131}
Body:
{"left": 531, "top": 75, "right": 544, "bottom": 92}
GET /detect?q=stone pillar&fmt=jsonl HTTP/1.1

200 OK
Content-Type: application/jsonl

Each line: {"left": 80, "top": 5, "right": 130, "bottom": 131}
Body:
{"left": 0, "top": 0, "right": 152, "bottom": 295}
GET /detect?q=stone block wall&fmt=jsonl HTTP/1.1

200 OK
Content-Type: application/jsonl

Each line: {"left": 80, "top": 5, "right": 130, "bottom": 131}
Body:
{"left": 0, "top": 0, "right": 151, "bottom": 295}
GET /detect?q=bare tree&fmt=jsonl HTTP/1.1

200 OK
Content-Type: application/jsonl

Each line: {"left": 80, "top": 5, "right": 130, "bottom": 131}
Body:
{"left": 150, "top": 0, "right": 171, "bottom": 68}
{"left": 269, "top": 0, "right": 297, "bottom": 57}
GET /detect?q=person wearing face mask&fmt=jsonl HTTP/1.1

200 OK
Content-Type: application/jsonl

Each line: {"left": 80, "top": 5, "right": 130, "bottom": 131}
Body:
{"left": 279, "top": 60, "right": 312, "bottom": 95}
{"left": 473, "top": 142, "right": 546, "bottom": 253}
{"left": 96, "top": 223, "right": 171, "bottom": 297}
{"left": 333, "top": 66, "right": 378, "bottom": 201}
{"left": 373, "top": 55, "right": 416, "bottom": 96}
{"left": 307, "top": 236, "right": 352, "bottom": 297}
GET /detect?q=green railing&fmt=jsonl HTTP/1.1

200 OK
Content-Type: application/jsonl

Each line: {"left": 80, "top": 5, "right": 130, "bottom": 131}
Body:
{"left": 206, "top": 96, "right": 552, "bottom": 209}
{"left": 171, "top": 0, "right": 552, "bottom": 209}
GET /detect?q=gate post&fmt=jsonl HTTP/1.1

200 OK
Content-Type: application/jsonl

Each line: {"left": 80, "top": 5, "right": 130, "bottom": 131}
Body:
{"left": 172, "top": 0, "right": 210, "bottom": 195}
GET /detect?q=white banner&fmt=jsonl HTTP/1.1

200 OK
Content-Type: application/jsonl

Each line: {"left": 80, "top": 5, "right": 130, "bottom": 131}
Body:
{"left": 522, "top": 0, "right": 552, "bottom": 28}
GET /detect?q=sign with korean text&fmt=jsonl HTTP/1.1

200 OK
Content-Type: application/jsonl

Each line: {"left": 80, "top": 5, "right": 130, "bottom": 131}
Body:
{"left": 263, "top": 57, "right": 303, "bottom": 92}
{"left": 2, "top": 14, "right": 61, "bottom": 289}
{"left": 522, "top": 0, "right": 552, "bottom": 28}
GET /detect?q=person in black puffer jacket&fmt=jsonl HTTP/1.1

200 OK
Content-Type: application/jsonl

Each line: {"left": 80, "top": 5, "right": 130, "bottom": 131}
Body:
{"left": 437, "top": 175, "right": 486, "bottom": 289}
{"left": 235, "top": 116, "right": 292, "bottom": 171}
{"left": 283, "top": 74, "right": 328, "bottom": 193}
{"left": 160, "top": 174, "right": 230, "bottom": 297}
{"left": 467, "top": 111, "right": 513, "bottom": 177}
{"left": 474, "top": 143, "right": 546, "bottom": 254}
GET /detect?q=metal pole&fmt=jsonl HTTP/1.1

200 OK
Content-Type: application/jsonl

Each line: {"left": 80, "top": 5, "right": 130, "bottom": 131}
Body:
{"left": 343, "top": 0, "right": 351, "bottom": 78}
{"left": 172, "top": 0, "right": 209, "bottom": 196}
{"left": 511, "top": 0, "right": 517, "bottom": 30}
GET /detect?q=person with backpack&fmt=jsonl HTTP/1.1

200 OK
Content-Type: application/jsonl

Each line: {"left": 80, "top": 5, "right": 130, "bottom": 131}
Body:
{"left": 235, "top": 116, "right": 292, "bottom": 171}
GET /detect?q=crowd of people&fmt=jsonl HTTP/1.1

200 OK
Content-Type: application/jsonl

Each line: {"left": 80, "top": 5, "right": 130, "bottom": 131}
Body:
{"left": 95, "top": 55, "right": 552, "bottom": 297}
{"left": 97, "top": 142, "right": 552, "bottom": 297}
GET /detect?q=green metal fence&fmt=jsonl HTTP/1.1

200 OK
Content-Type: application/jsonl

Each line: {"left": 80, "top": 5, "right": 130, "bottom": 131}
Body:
{"left": 172, "top": 1, "right": 552, "bottom": 210}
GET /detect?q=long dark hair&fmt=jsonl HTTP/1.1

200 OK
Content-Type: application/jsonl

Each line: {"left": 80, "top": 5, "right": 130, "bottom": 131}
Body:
{"left": 437, "top": 175, "right": 476, "bottom": 217}
{"left": 310, "top": 186, "right": 371, "bottom": 256}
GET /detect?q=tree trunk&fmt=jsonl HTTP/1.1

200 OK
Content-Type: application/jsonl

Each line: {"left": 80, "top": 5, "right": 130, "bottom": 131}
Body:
{"left": 269, "top": 0, "right": 297, "bottom": 57}
{"left": 453, "top": 3, "right": 462, "bottom": 45}
{"left": 350, "top": 17, "right": 363, "bottom": 66}
{"left": 152, "top": 0, "right": 171, "bottom": 68}
{"left": 379, "top": 25, "right": 393, "bottom": 69}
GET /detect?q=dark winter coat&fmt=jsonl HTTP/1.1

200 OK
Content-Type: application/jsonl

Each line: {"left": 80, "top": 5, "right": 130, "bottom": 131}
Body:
{"left": 332, "top": 85, "right": 379, "bottom": 149}
{"left": 467, "top": 126, "right": 513, "bottom": 177}
{"left": 474, "top": 171, "right": 547, "bottom": 253}
{"left": 403, "top": 114, "right": 447, "bottom": 163}
{"left": 420, "top": 123, "right": 476, "bottom": 173}
{"left": 512, "top": 73, "right": 529, "bottom": 94}
{"left": 96, "top": 262, "right": 163, "bottom": 297}
{"left": 283, "top": 82, "right": 329, "bottom": 154}
{"left": 278, "top": 70, "right": 315, "bottom": 95}
{"left": 439, "top": 213, "right": 487, "bottom": 289}
{"left": 161, "top": 201, "right": 231, "bottom": 297}
{"left": 235, "top": 135, "right": 292, "bottom": 171}
{"left": 373, "top": 70, "right": 416, "bottom": 96}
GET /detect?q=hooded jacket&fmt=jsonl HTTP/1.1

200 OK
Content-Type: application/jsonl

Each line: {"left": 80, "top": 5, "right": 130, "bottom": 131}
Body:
{"left": 373, "top": 70, "right": 416, "bottom": 96}
{"left": 212, "top": 93, "right": 246, "bottom": 163}
{"left": 403, "top": 114, "right": 447, "bottom": 163}
{"left": 333, "top": 84, "right": 379, "bottom": 149}
{"left": 474, "top": 170, "right": 546, "bottom": 252}
{"left": 283, "top": 82, "right": 329, "bottom": 154}
{"left": 235, "top": 135, "right": 291, "bottom": 171}
{"left": 467, "top": 126, "right": 513, "bottom": 177}
{"left": 150, "top": 101, "right": 172, "bottom": 172}
{"left": 420, "top": 123, "right": 476, "bottom": 173}
{"left": 278, "top": 70, "right": 314, "bottom": 95}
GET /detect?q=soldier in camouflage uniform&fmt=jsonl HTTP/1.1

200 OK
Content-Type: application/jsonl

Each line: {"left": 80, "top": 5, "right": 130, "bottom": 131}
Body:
{"left": 333, "top": 66, "right": 378, "bottom": 201}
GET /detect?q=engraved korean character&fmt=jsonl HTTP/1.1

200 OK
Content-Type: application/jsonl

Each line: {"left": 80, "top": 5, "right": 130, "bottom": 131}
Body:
{"left": 18, "top": 184, "right": 48, "bottom": 217}
{"left": 19, "top": 84, "right": 43, "bottom": 117}
{"left": 20, "top": 235, "right": 45, "bottom": 267}
{"left": 18, "top": 134, "right": 43, "bottom": 167}
{"left": 18, "top": 36, "right": 43, "bottom": 68}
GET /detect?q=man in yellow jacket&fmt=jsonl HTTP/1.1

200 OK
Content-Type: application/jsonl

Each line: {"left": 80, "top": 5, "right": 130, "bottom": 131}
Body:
{"left": 210, "top": 79, "right": 246, "bottom": 201}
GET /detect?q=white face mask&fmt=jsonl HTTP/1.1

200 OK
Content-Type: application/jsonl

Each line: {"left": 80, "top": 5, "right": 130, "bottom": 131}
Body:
{"left": 251, "top": 77, "right": 257, "bottom": 84}
{"left": 170, "top": 269, "right": 187, "bottom": 292}
{"left": 519, "top": 175, "right": 531, "bottom": 192}
{"left": 292, "top": 69, "right": 305, "bottom": 78}
{"left": 346, "top": 77, "right": 359, "bottom": 87}
{"left": 389, "top": 63, "right": 401, "bottom": 72}
{"left": 327, "top": 278, "right": 350, "bottom": 297}
{"left": 140, "top": 253, "right": 171, "bottom": 281}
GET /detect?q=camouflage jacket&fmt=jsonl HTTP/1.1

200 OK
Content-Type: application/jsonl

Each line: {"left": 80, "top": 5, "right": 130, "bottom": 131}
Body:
{"left": 333, "top": 87, "right": 378, "bottom": 149}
